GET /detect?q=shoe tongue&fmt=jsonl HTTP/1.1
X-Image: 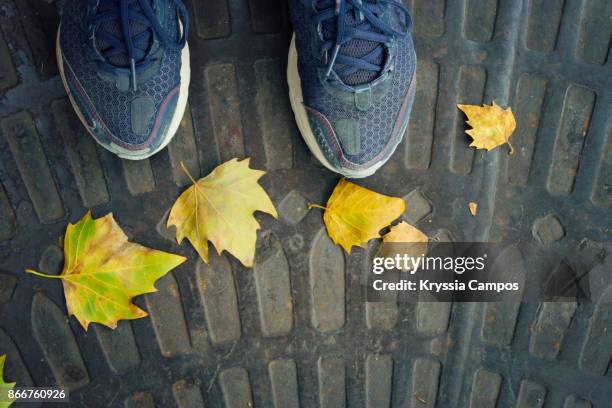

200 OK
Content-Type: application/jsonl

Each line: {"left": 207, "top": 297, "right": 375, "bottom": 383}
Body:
{"left": 320, "top": 2, "right": 384, "bottom": 85}
{"left": 95, "top": 0, "right": 153, "bottom": 68}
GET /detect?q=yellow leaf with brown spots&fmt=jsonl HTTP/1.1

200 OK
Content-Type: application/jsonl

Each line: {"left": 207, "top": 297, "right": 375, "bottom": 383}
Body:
{"left": 311, "top": 178, "right": 405, "bottom": 253}
{"left": 167, "top": 158, "right": 277, "bottom": 267}
{"left": 457, "top": 101, "right": 516, "bottom": 152}
{"left": 25, "top": 212, "right": 186, "bottom": 330}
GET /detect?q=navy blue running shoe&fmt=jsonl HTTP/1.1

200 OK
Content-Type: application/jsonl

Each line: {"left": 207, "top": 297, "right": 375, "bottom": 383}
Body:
{"left": 288, "top": 0, "right": 416, "bottom": 178}
{"left": 57, "top": 0, "right": 190, "bottom": 160}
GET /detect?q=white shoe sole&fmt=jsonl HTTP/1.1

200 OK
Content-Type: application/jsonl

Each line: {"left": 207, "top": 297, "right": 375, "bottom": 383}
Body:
{"left": 56, "top": 24, "right": 190, "bottom": 161}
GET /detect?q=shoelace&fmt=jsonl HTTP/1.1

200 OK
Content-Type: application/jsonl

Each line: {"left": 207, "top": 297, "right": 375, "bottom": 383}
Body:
{"left": 90, "top": 0, "right": 189, "bottom": 91}
{"left": 314, "top": 0, "right": 412, "bottom": 85}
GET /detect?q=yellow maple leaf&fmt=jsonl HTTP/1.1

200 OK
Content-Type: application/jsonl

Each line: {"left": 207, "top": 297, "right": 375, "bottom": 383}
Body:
{"left": 0, "top": 355, "right": 15, "bottom": 408}
{"left": 167, "top": 158, "right": 277, "bottom": 267}
{"left": 311, "top": 178, "right": 405, "bottom": 253}
{"left": 457, "top": 101, "right": 516, "bottom": 153}
{"left": 26, "top": 212, "right": 186, "bottom": 330}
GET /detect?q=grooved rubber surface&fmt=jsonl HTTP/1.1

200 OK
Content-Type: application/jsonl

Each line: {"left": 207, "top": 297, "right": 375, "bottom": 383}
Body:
{"left": 0, "top": 0, "right": 611, "bottom": 407}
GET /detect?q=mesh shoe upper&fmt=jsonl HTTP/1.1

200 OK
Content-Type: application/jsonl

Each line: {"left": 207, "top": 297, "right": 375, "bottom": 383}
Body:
{"left": 59, "top": 0, "right": 188, "bottom": 152}
{"left": 289, "top": 0, "right": 416, "bottom": 169}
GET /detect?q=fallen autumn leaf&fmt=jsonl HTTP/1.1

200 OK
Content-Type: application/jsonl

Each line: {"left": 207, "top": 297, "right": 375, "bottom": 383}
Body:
{"left": 383, "top": 221, "right": 428, "bottom": 244}
{"left": 469, "top": 202, "right": 478, "bottom": 216}
{"left": 379, "top": 221, "right": 428, "bottom": 272}
{"left": 26, "top": 212, "right": 186, "bottom": 330}
{"left": 0, "top": 355, "right": 15, "bottom": 408}
{"left": 167, "top": 158, "right": 277, "bottom": 268}
{"left": 457, "top": 101, "right": 516, "bottom": 153}
{"left": 311, "top": 178, "right": 405, "bottom": 253}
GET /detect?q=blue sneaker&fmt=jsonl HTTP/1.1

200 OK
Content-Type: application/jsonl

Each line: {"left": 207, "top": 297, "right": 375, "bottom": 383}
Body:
{"left": 57, "top": 0, "right": 190, "bottom": 160}
{"left": 288, "top": 0, "right": 416, "bottom": 178}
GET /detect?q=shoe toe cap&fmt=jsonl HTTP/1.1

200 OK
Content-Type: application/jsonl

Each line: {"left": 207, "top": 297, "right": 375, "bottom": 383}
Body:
{"left": 306, "top": 107, "right": 397, "bottom": 165}
{"left": 87, "top": 89, "right": 180, "bottom": 159}
{"left": 130, "top": 96, "right": 157, "bottom": 138}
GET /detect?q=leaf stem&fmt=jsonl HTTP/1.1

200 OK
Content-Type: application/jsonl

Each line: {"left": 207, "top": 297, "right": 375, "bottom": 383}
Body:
{"left": 179, "top": 161, "right": 199, "bottom": 185}
{"left": 309, "top": 204, "right": 328, "bottom": 210}
{"left": 25, "top": 269, "right": 63, "bottom": 279}
{"left": 507, "top": 141, "right": 515, "bottom": 155}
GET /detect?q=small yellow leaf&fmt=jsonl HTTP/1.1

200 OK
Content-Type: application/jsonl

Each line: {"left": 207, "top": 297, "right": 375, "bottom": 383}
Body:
{"left": 457, "top": 101, "right": 516, "bottom": 152}
{"left": 312, "top": 178, "right": 405, "bottom": 253}
{"left": 167, "top": 158, "right": 277, "bottom": 267}
{"left": 383, "top": 221, "right": 428, "bottom": 243}
{"left": 26, "top": 212, "right": 186, "bottom": 330}
{"left": 0, "top": 355, "right": 16, "bottom": 408}
{"left": 380, "top": 222, "right": 428, "bottom": 272}
{"left": 469, "top": 202, "right": 478, "bottom": 216}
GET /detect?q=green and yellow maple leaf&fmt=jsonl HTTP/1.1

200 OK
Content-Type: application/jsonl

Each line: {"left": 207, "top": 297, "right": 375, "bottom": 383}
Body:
{"left": 311, "top": 178, "right": 405, "bottom": 253}
{"left": 26, "top": 212, "right": 186, "bottom": 330}
{"left": 457, "top": 101, "right": 516, "bottom": 152}
{"left": 0, "top": 355, "right": 15, "bottom": 408}
{"left": 167, "top": 158, "right": 277, "bottom": 268}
